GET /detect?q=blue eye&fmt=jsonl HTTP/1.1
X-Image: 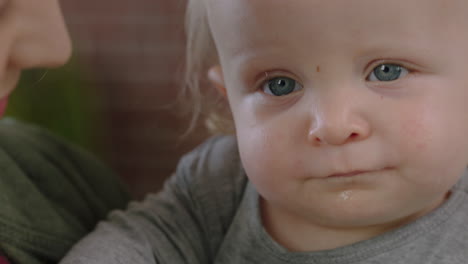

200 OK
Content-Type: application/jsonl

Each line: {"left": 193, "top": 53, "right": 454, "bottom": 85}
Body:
{"left": 263, "top": 77, "right": 302, "bottom": 96}
{"left": 368, "top": 64, "right": 409, "bottom": 82}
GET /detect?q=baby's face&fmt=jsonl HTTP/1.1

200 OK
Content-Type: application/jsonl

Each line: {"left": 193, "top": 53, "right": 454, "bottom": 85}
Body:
{"left": 0, "top": 0, "right": 70, "bottom": 105}
{"left": 207, "top": 0, "right": 468, "bottom": 234}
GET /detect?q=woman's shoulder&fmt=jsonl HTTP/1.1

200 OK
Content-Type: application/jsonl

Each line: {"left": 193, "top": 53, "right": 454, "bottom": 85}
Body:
{"left": 0, "top": 118, "right": 129, "bottom": 264}
{"left": 0, "top": 118, "right": 98, "bottom": 165}
{"left": 0, "top": 118, "right": 129, "bottom": 212}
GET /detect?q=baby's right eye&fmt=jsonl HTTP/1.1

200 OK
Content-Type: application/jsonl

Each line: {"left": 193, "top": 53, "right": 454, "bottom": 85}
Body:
{"left": 262, "top": 77, "right": 303, "bottom": 96}
{"left": 367, "top": 63, "right": 409, "bottom": 82}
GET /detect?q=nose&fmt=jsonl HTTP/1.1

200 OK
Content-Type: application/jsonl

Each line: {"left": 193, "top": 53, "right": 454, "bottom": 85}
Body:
{"left": 10, "top": 0, "right": 72, "bottom": 69}
{"left": 307, "top": 94, "right": 371, "bottom": 146}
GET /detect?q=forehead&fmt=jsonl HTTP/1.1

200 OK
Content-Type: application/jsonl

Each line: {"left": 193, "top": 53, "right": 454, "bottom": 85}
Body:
{"left": 206, "top": 0, "right": 468, "bottom": 63}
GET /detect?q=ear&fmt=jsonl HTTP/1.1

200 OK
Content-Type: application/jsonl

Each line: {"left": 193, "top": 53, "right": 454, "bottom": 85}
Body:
{"left": 207, "top": 65, "right": 227, "bottom": 97}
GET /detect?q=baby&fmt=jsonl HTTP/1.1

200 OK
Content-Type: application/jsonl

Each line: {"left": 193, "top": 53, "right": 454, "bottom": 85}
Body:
{"left": 62, "top": 0, "right": 468, "bottom": 263}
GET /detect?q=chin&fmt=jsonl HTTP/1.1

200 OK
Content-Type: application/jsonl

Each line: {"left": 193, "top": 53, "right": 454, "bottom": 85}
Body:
{"left": 297, "top": 192, "right": 420, "bottom": 229}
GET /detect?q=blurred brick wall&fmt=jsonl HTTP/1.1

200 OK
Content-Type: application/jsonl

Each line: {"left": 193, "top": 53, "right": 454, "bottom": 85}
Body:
{"left": 60, "top": 0, "right": 209, "bottom": 199}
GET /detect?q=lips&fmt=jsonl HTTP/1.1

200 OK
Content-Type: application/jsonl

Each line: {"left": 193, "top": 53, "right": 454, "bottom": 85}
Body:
{"left": 328, "top": 170, "right": 369, "bottom": 178}
{"left": 326, "top": 167, "right": 391, "bottom": 178}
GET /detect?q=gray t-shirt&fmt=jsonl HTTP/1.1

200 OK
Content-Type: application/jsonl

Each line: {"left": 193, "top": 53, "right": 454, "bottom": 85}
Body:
{"left": 61, "top": 136, "right": 468, "bottom": 264}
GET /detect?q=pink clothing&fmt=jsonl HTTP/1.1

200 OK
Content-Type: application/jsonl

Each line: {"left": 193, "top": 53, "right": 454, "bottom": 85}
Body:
{"left": 0, "top": 96, "right": 8, "bottom": 117}
{"left": 0, "top": 255, "right": 10, "bottom": 264}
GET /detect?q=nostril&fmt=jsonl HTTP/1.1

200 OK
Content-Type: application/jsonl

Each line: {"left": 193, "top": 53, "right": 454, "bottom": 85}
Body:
{"left": 308, "top": 118, "right": 371, "bottom": 146}
{"left": 349, "top": 132, "right": 360, "bottom": 141}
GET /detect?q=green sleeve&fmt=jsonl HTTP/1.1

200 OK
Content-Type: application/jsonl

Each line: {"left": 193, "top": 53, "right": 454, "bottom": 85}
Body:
{"left": 0, "top": 119, "right": 130, "bottom": 264}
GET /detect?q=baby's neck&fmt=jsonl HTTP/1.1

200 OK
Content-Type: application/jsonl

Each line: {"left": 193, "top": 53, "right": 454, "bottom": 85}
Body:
{"left": 259, "top": 196, "right": 445, "bottom": 252}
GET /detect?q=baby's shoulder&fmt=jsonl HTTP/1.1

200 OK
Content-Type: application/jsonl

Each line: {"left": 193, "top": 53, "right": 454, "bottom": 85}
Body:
{"left": 168, "top": 135, "right": 248, "bottom": 232}
{"left": 179, "top": 135, "right": 242, "bottom": 177}
{"left": 174, "top": 135, "right": 248, "bottom": 202}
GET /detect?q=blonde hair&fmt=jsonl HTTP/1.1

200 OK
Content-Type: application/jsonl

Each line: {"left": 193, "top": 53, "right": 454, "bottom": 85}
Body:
{"left": 181, "top": 0, "right": 235, "bottom": 136}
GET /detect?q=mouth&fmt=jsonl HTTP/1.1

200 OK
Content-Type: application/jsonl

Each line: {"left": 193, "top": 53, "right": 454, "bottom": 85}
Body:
{"left": 326, "top": 167, "right": 392, "bottom": 179}
{"left": 328, "top": 170, "right": 369, "bottom": 178}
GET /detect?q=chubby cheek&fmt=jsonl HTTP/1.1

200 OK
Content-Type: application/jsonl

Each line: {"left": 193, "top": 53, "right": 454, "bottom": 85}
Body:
{"left": 238, "top": 126, "right": 286, "bottom": 188}
{"left": 398, "top": 113, "right": 432, "bottom": 155}
{"left": 235, "top": 114, "right": 304, "bottom": 199}
{"left": 394, "top": 95, "right": 468, "bottom": 192}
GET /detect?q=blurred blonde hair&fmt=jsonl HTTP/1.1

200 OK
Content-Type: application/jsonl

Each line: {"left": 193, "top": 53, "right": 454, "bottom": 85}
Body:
{"left": 181, "top": 0, "right": 235, "bottom": 136}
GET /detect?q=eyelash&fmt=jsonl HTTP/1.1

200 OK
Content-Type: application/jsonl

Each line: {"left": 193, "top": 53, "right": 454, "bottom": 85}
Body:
{"left": 256, "top": 71, "right": 303, "bottom": 96}
{"left": 365, "top": 60, "right": 413, "bottom": 80}
{"left": 256, "top": 61, "right": 414, "bottom": 95}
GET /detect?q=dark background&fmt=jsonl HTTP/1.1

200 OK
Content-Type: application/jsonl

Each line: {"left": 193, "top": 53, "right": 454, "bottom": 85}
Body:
{"left": 7, "top": 0, "right": 211, "bottom": 199}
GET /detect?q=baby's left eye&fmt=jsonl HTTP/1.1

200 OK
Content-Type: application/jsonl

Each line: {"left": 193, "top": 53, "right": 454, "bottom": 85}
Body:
{"left": 367, "top": 63, "right": 409, "bottom": 82}
{"left": 262, "top": 76, "right": 302, "bottom": 96}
